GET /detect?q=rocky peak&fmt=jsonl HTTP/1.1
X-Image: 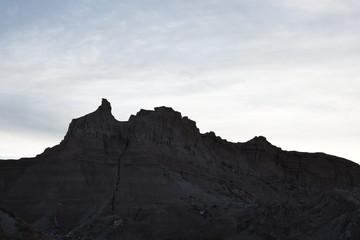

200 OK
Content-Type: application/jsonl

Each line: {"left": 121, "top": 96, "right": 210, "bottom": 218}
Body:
{"left": 154, "top": 106, "right": 182, "bottom": 118}
{"left": 245, "top": 135, "right": 281, "bottom": 152}
{"left": 128, "top": 106, "right": 200, "bottom": 145}
{"left": 130, "top": 106, "right": 182, "bottom": 121}
{"left": 248, "top": 135, "right": 269, "bottom": 144}
{"left": 130, "top": 106, "right": 198, "bottom": 129}
{"left": 91, "top": 98, "right": 113, "bottom": 120}
{"left": 63, "top": 100, "right": 202, "bottom": 148}
{"left": 64, "top": 99, "right": 118, "bottom": 139}
{"left": 97, "top": 98, "right": 112, "bottom": 113}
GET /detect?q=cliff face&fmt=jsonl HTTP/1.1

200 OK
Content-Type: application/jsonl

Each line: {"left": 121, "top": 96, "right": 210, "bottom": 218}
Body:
{"left": 1, "top": 99, "right": 360, "bottom": 240}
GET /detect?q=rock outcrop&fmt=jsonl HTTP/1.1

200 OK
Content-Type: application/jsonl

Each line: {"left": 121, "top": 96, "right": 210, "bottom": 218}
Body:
{"left": 0, "top": 207, "right": 54, "bottom": 240}
{"left": 1, "top": 99, "right": 360, "bottom": 240}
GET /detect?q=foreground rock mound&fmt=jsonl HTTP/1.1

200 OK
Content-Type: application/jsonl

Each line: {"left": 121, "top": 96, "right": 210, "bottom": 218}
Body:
{"left": 1, "top": 99, "right": 360, "bottom": 240}
{"left": 0, "top": 207, "right": 54, "bottom": 240}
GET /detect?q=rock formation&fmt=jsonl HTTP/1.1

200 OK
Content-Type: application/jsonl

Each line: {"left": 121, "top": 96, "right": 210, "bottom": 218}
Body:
{"left": 0, "top": 207, "right": 54, "bottom": 240}
{"left": 1, "top": 99, "right": 360, "bottom": 240}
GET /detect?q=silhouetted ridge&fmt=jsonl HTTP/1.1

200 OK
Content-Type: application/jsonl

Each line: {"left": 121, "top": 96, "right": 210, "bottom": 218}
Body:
{"left": 65, "top": 98, "right": 117, "bottom": 139}
{"left": 97, "top": 98, "right": 112, "bottom": 112}
{"left": 1, "top": 98, "right": 360, "bottom": 240}
{"left": 127, "top": 105, "right": 200, "bottom": 147}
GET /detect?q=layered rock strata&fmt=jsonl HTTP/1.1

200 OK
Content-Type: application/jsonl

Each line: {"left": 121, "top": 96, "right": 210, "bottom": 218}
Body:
{"left": 1, "top": 99, "right": 360, "bottom": 240}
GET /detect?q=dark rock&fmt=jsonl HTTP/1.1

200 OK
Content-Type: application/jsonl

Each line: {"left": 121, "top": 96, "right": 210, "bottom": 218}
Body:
{"left": 1, "top": 99, "right": 360, "bottom": 240}
{"left": 0, "top": 207, "right": 54, "bottom": 240}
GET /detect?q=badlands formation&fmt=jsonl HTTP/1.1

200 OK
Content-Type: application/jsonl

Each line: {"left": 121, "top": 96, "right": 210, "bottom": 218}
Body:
{"left": 1, "top": 99, "right": 360, "bottom": 240}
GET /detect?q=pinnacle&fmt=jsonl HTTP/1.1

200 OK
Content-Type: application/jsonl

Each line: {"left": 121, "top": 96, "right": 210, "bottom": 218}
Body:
{"left": 97, "top": 98, "right": 112, "bottom": 112}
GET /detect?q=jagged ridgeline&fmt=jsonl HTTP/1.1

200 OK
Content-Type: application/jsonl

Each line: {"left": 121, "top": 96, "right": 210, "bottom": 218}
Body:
{"left": 1, "top": 99, "right": 360, "bottom": 240}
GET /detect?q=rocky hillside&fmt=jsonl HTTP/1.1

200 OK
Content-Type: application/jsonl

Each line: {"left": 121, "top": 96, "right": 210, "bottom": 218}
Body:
{"left": 0, "top": 207, "right": 54, "bottom": 240}
{"left": 1, "top": 99, "right": 360, "bottom": 240}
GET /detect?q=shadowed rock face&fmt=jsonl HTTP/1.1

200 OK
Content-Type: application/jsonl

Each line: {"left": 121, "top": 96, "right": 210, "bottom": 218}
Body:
{"left": 1, "top": 99, "right": 360, "bottom": 240}
{"left": 0, "top": 207, "right": 54, "bottom": 240}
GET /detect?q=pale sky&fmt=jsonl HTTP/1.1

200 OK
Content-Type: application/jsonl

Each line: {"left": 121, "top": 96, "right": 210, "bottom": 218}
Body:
{"left": 1, "top": 0, "right": 359, "bottom": 163}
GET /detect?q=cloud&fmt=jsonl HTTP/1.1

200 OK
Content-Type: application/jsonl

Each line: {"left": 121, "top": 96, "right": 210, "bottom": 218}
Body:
{"left": 0, "top": 0, "right": 360, "bottom": 162}
{"left": 274, "top": 0, "right": 360, "bottom": 13}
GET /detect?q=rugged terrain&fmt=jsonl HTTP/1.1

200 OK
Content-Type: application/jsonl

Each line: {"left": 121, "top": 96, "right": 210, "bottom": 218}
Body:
{"left": 1, "top": 99, "right": 360, "bottom": 240}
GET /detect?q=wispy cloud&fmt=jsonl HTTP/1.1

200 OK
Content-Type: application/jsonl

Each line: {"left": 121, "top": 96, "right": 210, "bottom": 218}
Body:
{"left": 274, "top": 0, "right": 360, "bottom": 13}
{"left": 0, "top": 0, "right": 360, "bottom": 161}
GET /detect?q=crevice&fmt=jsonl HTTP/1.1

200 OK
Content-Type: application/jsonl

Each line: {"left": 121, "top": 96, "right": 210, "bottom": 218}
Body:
{"left": 112, "top": 139, "right": 130, "bottom": 210}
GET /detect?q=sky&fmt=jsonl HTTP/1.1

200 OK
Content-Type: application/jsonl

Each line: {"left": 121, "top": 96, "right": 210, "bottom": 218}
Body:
{"left": 0, "top": 0, "right": 359, "bottom": 163}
